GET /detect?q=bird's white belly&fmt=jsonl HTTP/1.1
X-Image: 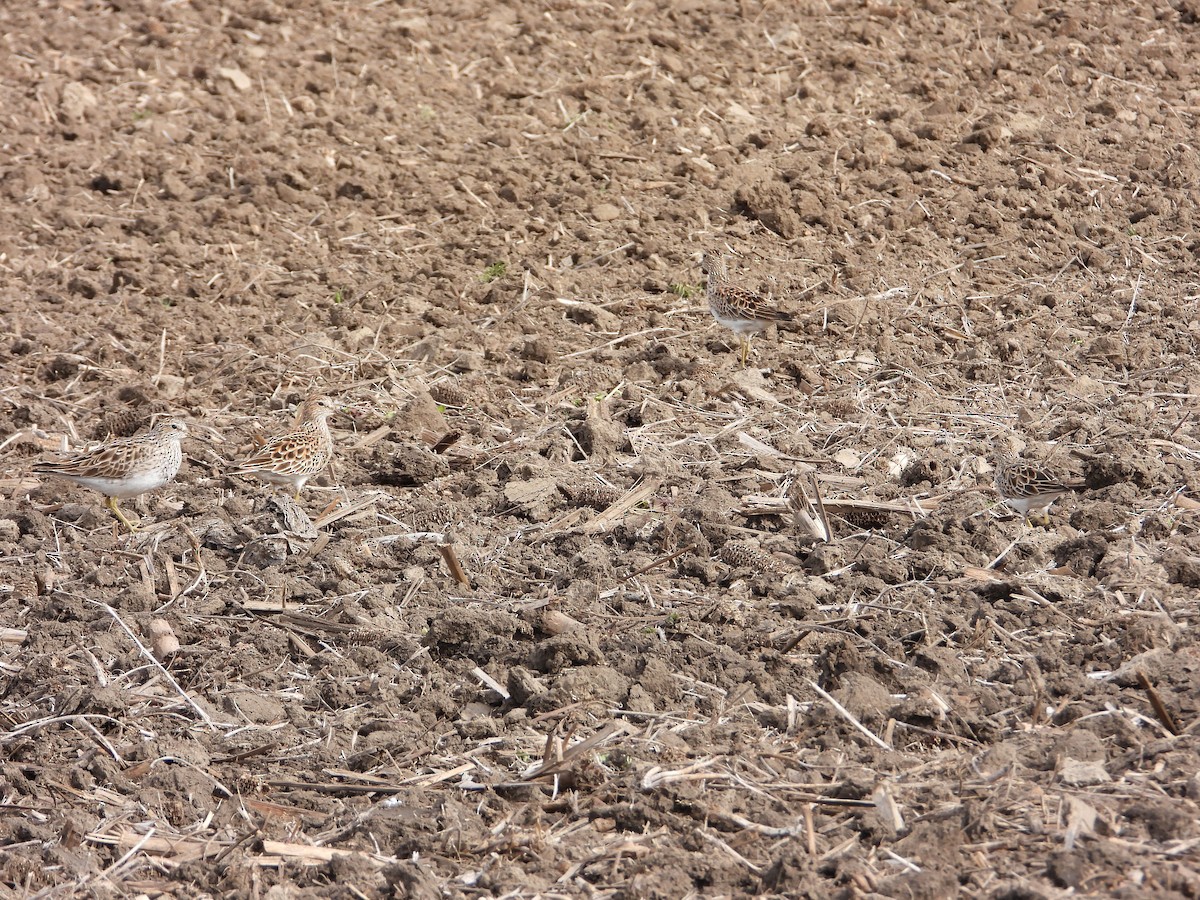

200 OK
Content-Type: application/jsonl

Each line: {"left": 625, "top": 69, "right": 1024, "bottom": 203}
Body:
{"left": 250, "top": 470, "right": 306, "bottom": 487}
{"left": 75, "top": 470, "right": 169, "bottom": 498}
{"left": 1003, "top": 494, "right": 1059, "bottom": 515}
{"left": 711, "top": 312, "right": 769, "bottom": 336}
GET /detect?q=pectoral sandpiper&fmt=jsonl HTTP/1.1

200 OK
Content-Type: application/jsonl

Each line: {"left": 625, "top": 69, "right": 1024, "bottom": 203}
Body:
{"left": 991, "top": 436, "right": 1084, "bottom": 524}
{"left": 701, "top": 249, "right": 792, "bottom": 368}
{"left": 231, "top": 395, "right": 340, "bottom": 500}
{"left": 34, "top": 417, "right": 189, "bottom": 532}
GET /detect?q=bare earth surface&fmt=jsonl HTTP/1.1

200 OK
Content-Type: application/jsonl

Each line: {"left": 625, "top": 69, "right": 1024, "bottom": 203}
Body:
{"left": 3, "top": 0, "right": 1200, "bottom": 896}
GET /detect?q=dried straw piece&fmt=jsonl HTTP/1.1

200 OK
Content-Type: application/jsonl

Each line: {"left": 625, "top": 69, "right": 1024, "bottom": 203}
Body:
{"left": 1136, "top": 669, "right": 1181, "bottom": 735}
{"left": 698, "top": 828, "right": 763, "bottom": 874}
{"left": 438, "top": 541, "right": 470, "bottom": 586}
{"left": 787, "top": 477, "right": 830, "bottom": 542}
{"left": 521, "top": 721, "right": 634, "bottom": 781}
{"left": 809, "top": 680, "right": 892, "bottom": 751}
{"left": 429, "top": 430, "right": 461, "bottom": 454}
{"left": 619, "top": 545, "right": 693, "bottom": 583}
{"left": 471, "top": 665, "right": 510, "bottom": 701}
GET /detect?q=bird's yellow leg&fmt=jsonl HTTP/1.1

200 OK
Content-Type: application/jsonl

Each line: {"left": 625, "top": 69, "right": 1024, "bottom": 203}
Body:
{"left": 740, "top": 337, "right": 749, "bottom": 368}
{"left": 106, "top": 496, "right": 139, "bottom": 532}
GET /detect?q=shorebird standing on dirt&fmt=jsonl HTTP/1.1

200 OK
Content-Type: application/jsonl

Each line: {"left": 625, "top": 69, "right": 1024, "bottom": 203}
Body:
{"left": 700, "top": 249, "right": 792, "bottom": 368}
{"left": 231, "top": 395, "right": 341, "bottom": 500}
{"left": 990, "top": 436, "right": 1084, "bottom": 525}
{"left": 33, "top": 417, "right": 189, "bottom": 532}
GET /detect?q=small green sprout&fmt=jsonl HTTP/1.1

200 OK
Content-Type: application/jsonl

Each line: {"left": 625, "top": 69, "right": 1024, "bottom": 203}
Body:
{"left": 480, "top": 262, "right": 508, "bottom": 283}
{"left": 670, "top": 283, "right": 697, "bottom": 299}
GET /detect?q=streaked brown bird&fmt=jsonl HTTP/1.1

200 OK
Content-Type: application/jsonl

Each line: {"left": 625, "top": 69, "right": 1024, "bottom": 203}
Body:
{"left": 991, "top": 436, "right": 1084, "bottom": 524}
{"left": 231, "top": 395, "right": 341, "bottom": 500}
{"left": 34, "top": 417, "right": 189, "bottom": 531}
{"left": 701, "top": 250, "right": 792, "bottom": 368}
